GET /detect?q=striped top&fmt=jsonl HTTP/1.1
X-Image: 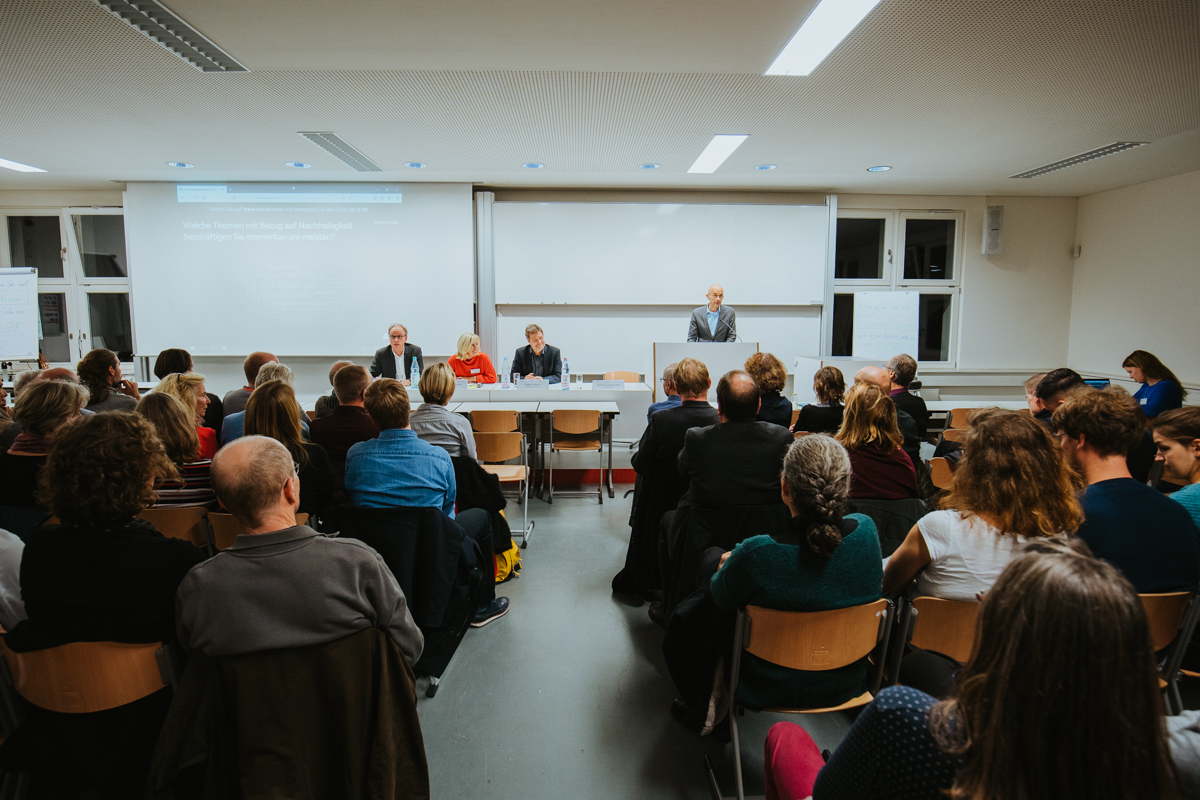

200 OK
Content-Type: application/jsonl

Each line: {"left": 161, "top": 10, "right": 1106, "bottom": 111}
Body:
{"left": 153, "top": 459, "right": 217, "bottom": 508}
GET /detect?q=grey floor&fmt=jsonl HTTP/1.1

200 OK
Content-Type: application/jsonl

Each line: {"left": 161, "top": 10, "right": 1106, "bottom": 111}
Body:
{"left": 416, "top": 489, "right": 855, "bottom": 800}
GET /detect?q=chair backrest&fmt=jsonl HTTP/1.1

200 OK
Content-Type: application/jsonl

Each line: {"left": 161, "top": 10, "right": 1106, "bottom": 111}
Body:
{"left": 744, "top": 599, "right": 889, "bottom": 671}
{"left": 552, "top": 408, "right": 600, "bottom": 435}
{"left": 790, "top": 408, "right": 801, "bottom": 427}
{"left": 474, "top": 431, "right": 524, "bottom": 463}
{"left": 305, "top": 410, "right": 317, "bottom": 422}
{"left": 948, "top": 408, "right": 972, "bottom": 429}
{"left": 471, "top": 409, "right": 520, "bottom": 432}
{"left": 209, "top": 511, "right": 310, "bottom": 551}
{"left": 930, "top": 457, "right": 954, "bottom": 489}
{"left": 942, "top": 428, "right": 967, "bottom": 444}
{"left": 793, "top": 430, "right": 811, "bottom": 439}
{"left": 909, "top": 597, "right": 980, "bottom": 664}
{"left": 1141, "top": 592, "right": 1193, "bottom": 651}
{"left": 0, "top": 639, "right": 165, "bottom": 713}
{"left": 137, "top": 506, "right": 209, "bottom": 548}
{"left": 604, "top": 371, "right": 639, "bottom": 383}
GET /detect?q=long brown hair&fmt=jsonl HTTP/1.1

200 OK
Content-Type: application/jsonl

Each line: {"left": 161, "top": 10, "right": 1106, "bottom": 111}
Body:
{"left": 136, "top": 392, "right": 200, "bottom": 465}
{"left": 836, "top": 383, "right": 902, "bottom": 453}
{"left": 1124, "top": 349, "right": 1188, "bottom": 400}
{"left": 76, "top": 348, "right": 119, "bottom": 404}
{"left": 244, "top": 381, "right": 308, "bottom": 468}
{"left": 931, "top": 540, "right": 1179, "bottom": 800}
{"left": 945, "top": 409, "right": 1082, "bottom": 537}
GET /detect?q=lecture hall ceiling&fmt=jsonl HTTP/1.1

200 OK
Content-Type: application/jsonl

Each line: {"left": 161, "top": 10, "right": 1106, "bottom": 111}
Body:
{"left": 0, "top": 0, "right": 1198, "bottom": 195}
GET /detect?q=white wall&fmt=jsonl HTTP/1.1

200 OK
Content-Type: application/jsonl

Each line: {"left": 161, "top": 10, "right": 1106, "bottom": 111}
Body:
{"left": 1068, "top": 168, "right": 1200, "bottom": 386}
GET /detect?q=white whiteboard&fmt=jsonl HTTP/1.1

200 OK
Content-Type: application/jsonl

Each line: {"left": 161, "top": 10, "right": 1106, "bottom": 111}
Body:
{"left": 0, "top": 268, "right": 39, "bottom": 360}
{"left": 493, "top": 202, "right": 828, "bottom": 305}
{"left": 853, "top": 292, "right": 918, "bottom": 360}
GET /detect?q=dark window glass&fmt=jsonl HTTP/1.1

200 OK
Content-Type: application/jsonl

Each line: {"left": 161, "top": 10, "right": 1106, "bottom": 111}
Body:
{"left": 918, "top": 294, "right": 952, "bottom": 361}
{"left": 903, "top": 219, "right": 955, "bottom": 280}
{"left": 835, "top": 218, "right": 885, "bottom": 279}
{"left": 7, "top": 216, "right": 63, "bottom": 278}
{"left": 832, "top": 294, "right": 854, "bottom": 356}
{"left": 73, "top": 215, "right": 128, "bottom": 278}
{"left": 38, "top": 292, "right": 70, "bottom": 363}
{"left": 86, "top": 293, "right": 133, "bottom": 361}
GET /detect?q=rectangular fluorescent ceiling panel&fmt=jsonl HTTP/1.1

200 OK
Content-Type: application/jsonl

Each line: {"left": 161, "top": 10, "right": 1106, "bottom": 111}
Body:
{"left": 1009, "top": 142, "right": 1149, "bottom": 178}
{"left": 298, "top": 132, "right": 383, "bottom": 172}
{"left": 91, "top": 0, "right": 246, "bottom": 72}
{"left": 765, "top": 0, "right": 883, "bottom": 76}
{"left": 687, "top": 135, "right": 750, "bottom": 174}
{"left": 0, "top": 157, "right": 46, "bottom": 173}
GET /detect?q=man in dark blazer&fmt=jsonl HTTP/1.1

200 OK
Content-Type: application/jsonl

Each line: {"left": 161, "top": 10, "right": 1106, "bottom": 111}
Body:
{"left": 614, "top": 357, "right": 719, "bottom": 598}
{"left": 511, "top": 324, "right": 563, "bottom": 383}
{"left": 369, "top": 323, "right": 424, "bottom": 385}
{"left": 686, "top": 284, "right": 737, "bottom": 342}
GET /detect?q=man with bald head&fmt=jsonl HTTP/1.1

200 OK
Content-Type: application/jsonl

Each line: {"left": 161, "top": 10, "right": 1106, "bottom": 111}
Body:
{"left": 223, "top": 351, "right": 278, "bottom": 415}
{"left": 176, "top": 435, "right": 423, "bottom": 664}
{"left": 855, "top": 366, "right": 923, "bottom": 468}
{"left": 687, "top": 284, "right": 737, "bottom": 342}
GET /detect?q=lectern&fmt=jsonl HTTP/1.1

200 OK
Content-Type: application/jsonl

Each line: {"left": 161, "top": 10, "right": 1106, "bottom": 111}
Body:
{"left": 652, "top": 342, "right": 760, "bottom": 403}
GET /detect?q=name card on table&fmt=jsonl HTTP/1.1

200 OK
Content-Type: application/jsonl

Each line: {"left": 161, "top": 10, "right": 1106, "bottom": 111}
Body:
{"left": 455, "top": 378, "right": 470, "bottom": 389}
{"left": 591, "top": 380, "right": 627, "bottom": 390}
{"left": 516, "top": 378, "right": 548, "bottom": 389}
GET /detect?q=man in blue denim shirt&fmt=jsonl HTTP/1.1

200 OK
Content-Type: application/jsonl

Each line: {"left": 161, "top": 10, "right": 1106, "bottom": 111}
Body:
{"left": 345, "top": 378, "right": 510, "bottom": 627}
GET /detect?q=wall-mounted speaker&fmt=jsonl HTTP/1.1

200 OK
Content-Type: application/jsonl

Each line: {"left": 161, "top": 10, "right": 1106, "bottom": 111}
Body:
{"left": 982, "top": 205, "right": 1004, "bottom": 255}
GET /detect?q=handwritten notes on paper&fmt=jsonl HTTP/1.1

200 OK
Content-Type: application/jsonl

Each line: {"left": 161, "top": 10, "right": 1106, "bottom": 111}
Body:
{"left": 0, "top": 269, "right": 38, "bottom": 360}
{"left": 853, "top": 291, "right": 918, "bottom": 361}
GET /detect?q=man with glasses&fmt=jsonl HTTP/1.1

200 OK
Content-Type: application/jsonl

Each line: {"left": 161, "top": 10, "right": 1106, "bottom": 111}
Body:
{"left": 369, "top": 323, "right": 424, "bottom": 386}
{"left": 646, "top": 363, "right": 681, "bottom": 422}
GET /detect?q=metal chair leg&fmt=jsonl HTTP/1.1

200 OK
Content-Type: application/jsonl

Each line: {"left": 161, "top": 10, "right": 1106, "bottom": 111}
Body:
{"left": 731, "top": 710, "right": 744, "bottom": 800}
{"left": 598, "top": 444, "right": 604, "bottom": 504}
{"left": 547, "top": 447, "right": 554, "bottom": 504}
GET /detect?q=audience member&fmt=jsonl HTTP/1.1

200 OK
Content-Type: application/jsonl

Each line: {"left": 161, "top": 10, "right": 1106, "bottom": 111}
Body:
{"left": 345, "top": 378, "right": 509, "bottom": 627}
{"left": 1124, "top": 349, "right": 1187, "bottom": 417}
{"left": 136, "top": 392, "right": 216, "bottom": 508}
{"left": 245, "top": 381, "right": 334, "bottom": 516}
{"left": 885, "top": 353, "right": 931, "bottom": 438}
{"left": 745, "top": 352, "right": 792, "bottom": 428}
{"left": 369, "top": 323, "right": 424, "bottom": 384}
{"left": 1024, "top": 371, "right": 1048, "bottom": 414}
{"left": 155, "top": 372, "right": 218, "bottom": 458}
{"left": 448, "top": 333, "right": 497, "bottom": 384}
{"left": 0, "top": 379, "right": 88, "bottom": 510}
{"left": 77, "top": 347, "right": 139, "bottom": 412}
{"left": 219, "top": 362, "right": 310, "bottom": 445}
{"left": 222, "top": 351, "right": 277, "bottom": 415}
{"left": 176, "top": 435, "right": 423, "bottom": 662}
{"left": 1055, "top": 388, "right": 1199, "bottom": 592}
{"left": 512, "top": 323, "right": 562, "bottom": 383}
{"left": 0, "top": 527, "right": 26, "bottom": 630}
{"left": 793, "top": 365, "right": 845, "bottom": 434}
{"left": 853, "top": 366, "right": 922, "bottom": 467}
{"left": 1033, "top": 367, "right": 1086, "bottom": 426}
{"left": 6, "top": 413, "right": 204, "bottom": 799}
{"left": 646, "top": 363, "right": 681, "bottom": 421}
{"left": 153, "top": 347, "right": 223, "bottom": 430}
{"left": 309, "top": 364, "right": 379, "bottom": 489}
{"left": 0, "top": 368, "right": 91, "bottom": 451}
{"left": 410, "top": 361, "right": 476, "bottom": 458}
{"left": 614, "top": 358, "right": 718, "bottom": 599}
{"left": 836, "top": 383, "right": 919, "bottom": 501}
{"left": 315, "top": 359, "right": 355, "bottom": 418}
{"left": 1154, "top": 407, "right": 1200, "bottom": 525}
{"left": 771, "top": 540, "right": 1180, "bottom": 800}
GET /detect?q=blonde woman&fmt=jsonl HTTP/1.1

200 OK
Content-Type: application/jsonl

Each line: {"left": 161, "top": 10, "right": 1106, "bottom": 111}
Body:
{"left": 136, "top": 392, "right": 216, "bottom": 508}
{"left": 154, "top": 372, "right": 217, "bottom": 458}
{"left": 447, "top": 333, "right": 497, "bottom": 384}
{"left": 836, "top": 383, "right": 919, "bottom": 501}
{"left": 410, "top": 362, "right": 476, "bottom": 458}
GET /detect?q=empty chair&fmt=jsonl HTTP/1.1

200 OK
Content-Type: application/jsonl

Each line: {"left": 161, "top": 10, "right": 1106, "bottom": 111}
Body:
{"left": 470, "top": 409, "right": 521, "bottom": 433}
{"left": 136, "top": 507, "right": 210, "bottom": 552}
{"left": 474, "top": 431, "right": 533, "bottom": 547}
{"left": 544, "top": 409, "right": 603, "bottom": 504}
{"left": 603, "top": 371, "right": 639, "bottom": 383}
{"left": 208, "top": 512, "right": 310, "bottom": 551}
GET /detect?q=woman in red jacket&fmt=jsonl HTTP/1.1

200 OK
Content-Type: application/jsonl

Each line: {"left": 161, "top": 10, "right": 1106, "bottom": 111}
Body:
{"left": 446, "top": 333, "right": 497, "bottom": 384}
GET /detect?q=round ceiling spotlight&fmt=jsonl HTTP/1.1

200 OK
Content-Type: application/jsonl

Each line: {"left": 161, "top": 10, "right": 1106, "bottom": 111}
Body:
{"left": 754, "top": 164, "right": 778, "bottom": 171}
{"left": 639, "top": 163, "right": 661, "bottom": 170}
{"left": 522, "top": 162, "right": 545, "bottom": 169}
{"left": 866, "top": 165, "right": 892, "bottom": 172}
{"left": 404, "top": 162, "right": 427, "bottom": 169}
{"left": 167, "top": 162, "right": 194, "bottom": 168}
{"left": 285, "top": 161, "right": 312, "bottom": 168}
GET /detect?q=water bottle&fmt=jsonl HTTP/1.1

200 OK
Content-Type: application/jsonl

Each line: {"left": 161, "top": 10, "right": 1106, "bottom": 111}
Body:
{"left": 501, "top": 356, "right": 510, "bottom": 386}
{"left": 409, "top": 359, "right": 420, "bottom": 386}
{"left": 561, "top": 357, "right": 570, "bottom": 389}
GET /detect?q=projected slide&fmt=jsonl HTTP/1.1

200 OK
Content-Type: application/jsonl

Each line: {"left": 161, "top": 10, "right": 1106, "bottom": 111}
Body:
{"left": 125, "top": 183, "right": 473, "bottom": 357}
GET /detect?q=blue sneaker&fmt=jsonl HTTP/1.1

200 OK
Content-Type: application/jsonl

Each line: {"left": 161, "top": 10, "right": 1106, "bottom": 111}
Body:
{"left": 470, "top": 597, "right": 510, "bottom": 628}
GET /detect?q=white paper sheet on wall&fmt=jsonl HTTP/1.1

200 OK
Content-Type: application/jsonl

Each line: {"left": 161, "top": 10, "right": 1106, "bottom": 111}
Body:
{"left": 852, "top": 291, "right": 918, "bottom": 361}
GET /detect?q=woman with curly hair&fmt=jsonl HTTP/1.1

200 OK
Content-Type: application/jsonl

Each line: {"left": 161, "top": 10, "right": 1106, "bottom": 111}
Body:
{"left": 154, "top": 371, "right": 217, "bottom": 459}
{"left": 136, "top": 392, "right": 217, "bottom": 508}
{"left": 793, "top": 365, "right": 845, "bottom": 434}
{"left": 76, "top": 347, "right": 139, "bottom": 413}
{"left": 745, "top": 352, "right": 792, "bottom": 428}
{"left": 836, "top": 382, "right": 919, "bottom": 500}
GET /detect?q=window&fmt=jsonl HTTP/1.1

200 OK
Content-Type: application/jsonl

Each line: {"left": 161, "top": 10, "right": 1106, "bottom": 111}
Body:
{"left": 902, "top": 218, "right": 956, "bottom": 281}
{"left": 6, "top": 216, "right": 63, "bottom": 278}
{"left": 834, "top": 218, "right": 886, "bottom": 280}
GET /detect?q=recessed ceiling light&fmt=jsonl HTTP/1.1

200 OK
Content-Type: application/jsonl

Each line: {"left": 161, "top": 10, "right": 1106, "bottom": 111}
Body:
{"left": 687, "top": 135, "right": 750, "bottom": 174}
{"left": 167, "top": 161, "right": 194, "bottom": 168}
{"left": 866, "top": 165, "right": 892, "bottom": 172}
{"left": 285, "top": 161, "right": 311, "bottom": 169}
{"left": 639, "top": 163, "right": 661, "bottom": 170}
{"left": 755, "top": 164, "right": 778, "bottom": 171}
{"left": 0, "top": 157, "right": 47, "bottom": 173}
{"left": 765, "top": 0, "right": 883, "bottom": 76}
{"left": 404, "top": 162, "right": 428, "bottom": 169}
{"left": 522, "top": 162, "right": 545, "bottom": 169}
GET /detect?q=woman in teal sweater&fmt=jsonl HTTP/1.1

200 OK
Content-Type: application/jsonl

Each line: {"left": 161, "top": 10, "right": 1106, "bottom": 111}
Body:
{"left": 710, "top": 434, "right": 883, "bottom": 711}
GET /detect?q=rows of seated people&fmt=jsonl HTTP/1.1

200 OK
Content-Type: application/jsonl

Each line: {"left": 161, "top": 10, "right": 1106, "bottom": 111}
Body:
{"left": 0, "top": 347, "right": 516, "bottom": 797}
{"left": 614, "top": 348, "right": 1200, "bottom": 799}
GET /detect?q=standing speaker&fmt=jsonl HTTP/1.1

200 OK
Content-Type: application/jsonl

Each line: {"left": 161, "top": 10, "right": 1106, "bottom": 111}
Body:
{"left": 982, "top": 205, "right": 1004, "bottom": 255}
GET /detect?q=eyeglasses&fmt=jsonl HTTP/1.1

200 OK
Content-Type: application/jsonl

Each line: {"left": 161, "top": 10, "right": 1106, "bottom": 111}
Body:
{"left": 292, "top": 461, "right": 300, "bottom": 476}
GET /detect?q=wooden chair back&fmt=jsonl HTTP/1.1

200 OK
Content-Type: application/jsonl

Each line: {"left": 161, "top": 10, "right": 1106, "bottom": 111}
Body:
{"left": 474, "top": 431, "right": 524, "bottom": 463}
{"left": 603, "top": 371, "right": 639, "bottom": 383}
{"left": 909, "top": 597, "right": 980, "bottom": 664}
{"left": 209, "top": 512, "right": 310, "bottom": 551}
{"left": 0, "top": 639, "right": 165, "bottom": 714}
{"left": 793, "top": 430, "right": 811, "bottom": 439}
{"left": 551, "top": 409, "right": 600, "bottom": 436}
{"left": 1141, "top": 592, "right": 1192, "bottom": 651}
{"left": 744, "top": 599, "right": 888, "bottom": 671}
{"left": 471, "top": 409, "right": 520, "bottom": 432}
{"left": 942, "top": 428, "right": 967, "bottom": 444}
{"left": 930, "top": 457, "right": 954, "bottom": 489}
{"left": 305, "top": 410, "right": 317, "bottom": 422}
{"left": 790, "top": 408, "right": 801, "bottom": 428}
{"left": 947, "top": 408, "right": 972, "bottom": 429}
{"left": 137, "top": 507, "right": 209, "bottom": 548}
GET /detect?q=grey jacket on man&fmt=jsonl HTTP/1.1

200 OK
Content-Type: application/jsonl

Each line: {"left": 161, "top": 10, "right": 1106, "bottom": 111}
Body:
{"left": 686, "top": 305, "right": 737, "bottom": 342}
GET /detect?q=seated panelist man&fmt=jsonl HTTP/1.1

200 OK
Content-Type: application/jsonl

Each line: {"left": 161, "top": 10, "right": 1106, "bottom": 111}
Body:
{"left": 511, "top": 324, "right": 562, "bottom": 383}
{"left": 686, "top": 284, "right": 737, "bottom": 343}
{"left": 369, "top": 323, "right": 424, "bottom": 386}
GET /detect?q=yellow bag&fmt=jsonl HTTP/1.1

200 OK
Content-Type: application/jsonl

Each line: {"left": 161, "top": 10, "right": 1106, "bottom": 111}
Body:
{"left": 495, "top": 537, "right": 522, "bottom": 583}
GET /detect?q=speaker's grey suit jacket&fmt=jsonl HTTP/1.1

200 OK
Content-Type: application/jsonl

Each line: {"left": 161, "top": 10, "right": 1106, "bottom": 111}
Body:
{"left": 686, "top": 305, "right": 737, "bottom": 342}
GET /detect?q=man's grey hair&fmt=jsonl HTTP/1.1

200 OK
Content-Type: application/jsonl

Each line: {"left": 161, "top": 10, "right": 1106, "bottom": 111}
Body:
{"left": 388, "top": 323, "right": 407, "bottom": 336}
{"left": 13, "top": 369, "right": 42, "bottom": 395}
{"left": 210, "top": 436, "right": 295, "bottom": 528}
{"left": 255, "top": 361, "right": 296, "bottom": 388}
{"left": 885, "top": 354, "right": 918, "bottom": 388}
{"left": 661, "top": 362, "right": 677, "bottom": 385}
